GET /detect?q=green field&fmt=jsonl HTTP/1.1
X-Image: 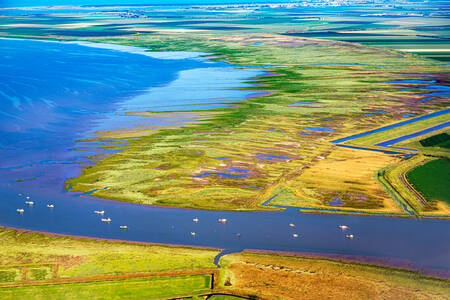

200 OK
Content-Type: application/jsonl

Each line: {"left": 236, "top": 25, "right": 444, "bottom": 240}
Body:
{"left": 407, "top": 158, "right": 450, "bottom": 204}
{"left": 0, "top": 275, "right": 211, "bottom": 300}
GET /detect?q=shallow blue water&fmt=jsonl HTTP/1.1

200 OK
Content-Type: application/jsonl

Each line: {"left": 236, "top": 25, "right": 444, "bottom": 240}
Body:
{"left": 375, "top": 121, "right": 450, "bottom": 150}
{"left": 335, "top": 144, "right": 411, "bottom": 157}
{"left": 291, "top": 101, "right": 321, "bottom": 105}
{"left": 332, "top": 108, "right": 450, "bottom": 144}
{"left": 256, "top": 153, "right": 291, "bottom": 161}
{"left": 0, "top": 38, "right": 258, "bottom": 170}
{"left": 0, "top": 38, "right": 449, "bottom": 277}
{"left": 197, "top": 172, "right": 248, "bottom": 179}
{"left": 304, "top": 127, "right": 335, "bottom": 133}
{"left": 387, "top": 80, "right": 437, "bottom": 84}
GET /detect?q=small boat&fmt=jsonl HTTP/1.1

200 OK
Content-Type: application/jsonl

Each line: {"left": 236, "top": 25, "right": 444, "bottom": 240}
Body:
{"left": 293, "top": 234, "right": 299, "bottom": 238}
{"left": 236, "top": 233, "right": 241, "bottom": 237}
{"left": 94, "top": 210, "right": 105, "bottom": 215}
{"left": 339, "top": 225, "right": 349, "bottom": 230}
{"left": 289, "top": 223, "right": 295, "bottom": 227}
{"left": 193, "top": 218, "right": 199, "bottom": 223}
{"left": 18, "top": 194, "right": 22, "bottom": 197}
{"left": 101, "top": 218, "right": 111, "bottom": 223}
{"left": 46, "top": 204, "right": 54, "bottom": 208}
{"left": 16, "top": 209, "right": 24, "bottom": 213}
{"left": 120, "top": 226, "right": 128, "bottom": 230}
{"left": 26, "top": 196, "right": 30, "bottom": 200}
{"left": 190, "top": 232, "right": 196, "bottom": 236}
{"left": 25, "top": 201, "right": 34, "bottom": 205}
{"left": 218, "top": 218, "right": 227, "bottom": 224}
{"left": 346, "top": 234, "right": 354, "bottom": 239}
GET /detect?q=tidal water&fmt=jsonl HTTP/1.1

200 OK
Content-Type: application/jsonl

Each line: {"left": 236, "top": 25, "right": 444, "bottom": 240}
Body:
{"left": 0, "top": 38, "right": 449, "bottom": 277}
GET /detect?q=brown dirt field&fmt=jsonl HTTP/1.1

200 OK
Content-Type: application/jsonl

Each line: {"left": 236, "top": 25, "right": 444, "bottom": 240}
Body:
{"left": 221, "top": 253, "right": 450, "bottom": 300}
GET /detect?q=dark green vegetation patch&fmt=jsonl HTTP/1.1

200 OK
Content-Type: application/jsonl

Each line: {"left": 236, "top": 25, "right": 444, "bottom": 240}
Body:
{"left": 407, "top": 158, "right": 450, "bottom": 204}
{"left": 419, "top": 132, "right": 450, "bottom": 149}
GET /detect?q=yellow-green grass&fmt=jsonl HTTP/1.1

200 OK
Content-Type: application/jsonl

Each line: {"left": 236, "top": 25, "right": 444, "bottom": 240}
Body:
{"left": 0, "top": 227, "right": 219, "bottom": 280}
{"left": 0, "top": 275, "right": 211, "bottom": 300}
{"left": 377, "top": 167, "right": 417, "bottom": 217}
{"left": 268, "top": 145, "right": 405, "bottom": 213}
{"left": 219, "top": 251, "right": 450, "bottom": 300}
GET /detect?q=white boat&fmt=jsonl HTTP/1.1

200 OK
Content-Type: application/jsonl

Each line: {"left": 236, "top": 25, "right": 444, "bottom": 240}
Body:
{"left": 218, "top": 218, "right": 227, "bottom": 224}
{"left": 190, "top": 232, "right": 196, "bottom": 236}
{"left": 193, "top": 218, "right": 199, "bottom": 223}
{"left": 293, "top": 234, "right": 299, "bottom": 238}
{"left": 18, "top": 194, "right": 22, "bottom": 197}
{"left": 16, "top": 209, "right": 24, "bottom": 213}
{"left": 289, "top": 223, "right": 295, "bottom": 227}
{"left": 101, "top": 218, "right": 111, "bottom": 223}
{"left": 339, "top": 225, "right": 349, "bottom": 230}
{"left": 94, "top": 210, "right": 105, "bottom": 215}
{"left": 46, "top": 204, "right": 54, "bottom": 208}
{"left": 26, "top": 196, "right": 30, "bottom": 200}
{"left": 25, "top": 201, "right": 34, "bottom": 205}
{"left": 346, "top": 234, "right": 354, "bottom": 239}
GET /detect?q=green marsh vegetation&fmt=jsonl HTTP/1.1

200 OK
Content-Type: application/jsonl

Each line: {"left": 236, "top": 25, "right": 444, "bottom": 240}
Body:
{"left": 59, "top": 33, "right": 449, "bottom": 216}
{"left": 1, "top": 5, "right": 449, "bottom": 216}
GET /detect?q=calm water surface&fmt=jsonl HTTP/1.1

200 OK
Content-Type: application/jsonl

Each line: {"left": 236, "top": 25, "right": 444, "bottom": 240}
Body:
{"left": 0, "top": 38, "right": 449, "bottom": 277}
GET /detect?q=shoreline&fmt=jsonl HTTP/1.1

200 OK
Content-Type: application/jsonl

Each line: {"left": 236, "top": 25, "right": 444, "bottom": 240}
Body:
{"left": 2, "top": 225, "right": 449, "bottom": 280}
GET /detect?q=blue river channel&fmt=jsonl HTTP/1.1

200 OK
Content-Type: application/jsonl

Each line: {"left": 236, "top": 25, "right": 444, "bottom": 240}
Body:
{"left": 0, "top": 38, "right": 449, "bottom": 277}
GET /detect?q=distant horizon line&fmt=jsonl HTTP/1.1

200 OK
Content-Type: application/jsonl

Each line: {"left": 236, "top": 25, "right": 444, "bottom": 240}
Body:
{"left": 0, "top": 0, "right": 366, "bottom": 9}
